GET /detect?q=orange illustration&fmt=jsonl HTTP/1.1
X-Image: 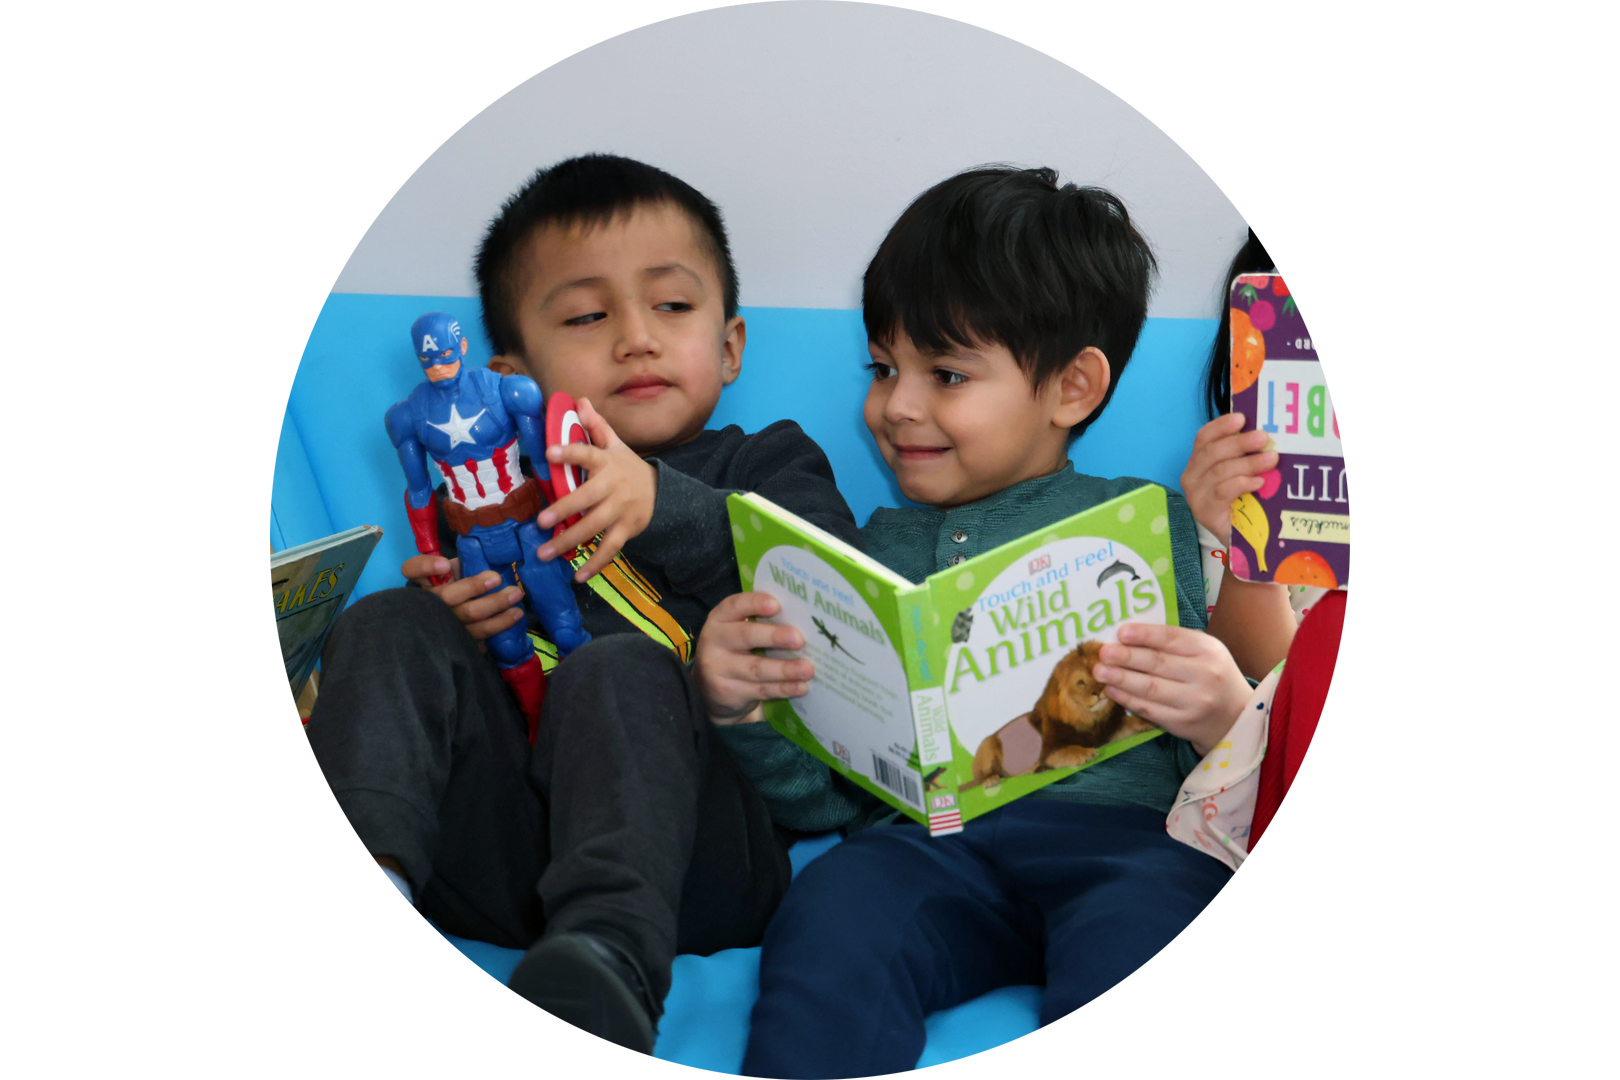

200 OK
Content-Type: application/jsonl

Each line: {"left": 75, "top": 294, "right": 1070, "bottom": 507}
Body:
{"left": 1273, "top": 549, "right": 1338, "bottom": 590}
{"left": 1230, "top": 308, "right": 1266, "bottom": 393}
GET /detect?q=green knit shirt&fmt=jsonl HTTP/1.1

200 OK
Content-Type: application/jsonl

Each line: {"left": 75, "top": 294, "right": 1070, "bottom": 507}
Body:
{"left": 716, "top": 464, "right": 1208, "bottom": 833}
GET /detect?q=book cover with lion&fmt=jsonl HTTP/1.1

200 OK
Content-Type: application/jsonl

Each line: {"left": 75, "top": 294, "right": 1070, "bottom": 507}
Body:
{"left": 728, "top": 486, "right": 1177, "bottom": 836}
{"left": 1227, "top": 273, "right": 1349, "bottom": 590}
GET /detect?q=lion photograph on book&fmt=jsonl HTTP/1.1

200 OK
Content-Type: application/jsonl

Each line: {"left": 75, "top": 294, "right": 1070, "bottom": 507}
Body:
{"left": 964, "top": 640, "right": 1158, "bottom": 789}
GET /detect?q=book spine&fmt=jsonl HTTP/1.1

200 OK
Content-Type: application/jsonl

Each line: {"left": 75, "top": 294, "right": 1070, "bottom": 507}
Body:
{"left": 895, "top": 586, "right": 962, "bottom": 837}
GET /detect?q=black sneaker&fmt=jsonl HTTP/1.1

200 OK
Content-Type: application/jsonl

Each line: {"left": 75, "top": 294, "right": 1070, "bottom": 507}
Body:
{"left": 506, "top": 931, "right": 659, "bottom": 1054}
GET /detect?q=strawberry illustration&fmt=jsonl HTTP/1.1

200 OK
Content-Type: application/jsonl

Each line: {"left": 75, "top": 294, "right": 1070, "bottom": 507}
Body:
{"left": 1249, "top": 299, "right": 1276, "bottom": 332}
{"left": 1272, "top": 277, "right": 1290, "bottom": 297}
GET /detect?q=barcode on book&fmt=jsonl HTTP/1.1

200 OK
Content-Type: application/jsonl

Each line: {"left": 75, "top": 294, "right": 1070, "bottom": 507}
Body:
{"left": 871, "top": 754, "right": 922, "bottom": 809}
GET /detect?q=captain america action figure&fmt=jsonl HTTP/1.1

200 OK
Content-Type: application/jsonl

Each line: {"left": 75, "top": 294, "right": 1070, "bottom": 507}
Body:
{"left": 385, "top": 311, "right": 589, "bottom": 739}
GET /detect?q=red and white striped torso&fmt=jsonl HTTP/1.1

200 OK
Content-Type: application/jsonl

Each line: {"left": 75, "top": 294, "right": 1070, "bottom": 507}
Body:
{"left": 433, "top": 439, "right": 528, "bottom": 511}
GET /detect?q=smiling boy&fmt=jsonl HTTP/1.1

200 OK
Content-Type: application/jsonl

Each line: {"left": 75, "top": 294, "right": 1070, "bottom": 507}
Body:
{"left": 305, "top": 155, "right": 863, "bottom": 1053}
{"left": 694, "top": 167, "right": 1254, "bottom": 1077}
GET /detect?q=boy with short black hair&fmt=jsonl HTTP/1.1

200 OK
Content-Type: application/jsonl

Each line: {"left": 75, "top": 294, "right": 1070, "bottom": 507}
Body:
{"left": 306, "top": 154, "right": 862, "bottom": 1054}
{"left": 694, "top": 166, "right": 1254, "bottom": 1077}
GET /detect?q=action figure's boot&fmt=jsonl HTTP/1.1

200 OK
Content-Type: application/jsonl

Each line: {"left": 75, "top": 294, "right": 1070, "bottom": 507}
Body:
{"left": 507, "top": 931, "right": 659, "bottom": 1054}
{"left": 499, "top": 654, "right": 548, "bottom": 744}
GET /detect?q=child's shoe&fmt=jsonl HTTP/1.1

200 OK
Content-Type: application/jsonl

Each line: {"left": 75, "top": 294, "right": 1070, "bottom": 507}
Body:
{"left": 506, "top": 931, "right": 658, "bottom": 1054}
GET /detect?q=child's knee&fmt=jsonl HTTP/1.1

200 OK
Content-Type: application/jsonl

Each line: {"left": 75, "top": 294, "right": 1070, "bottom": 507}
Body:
{"left": 549, "top": 634, "right": 684, "bottom": 693}
{"left": 324, "top": 586, "right": 470, "bottom": 665}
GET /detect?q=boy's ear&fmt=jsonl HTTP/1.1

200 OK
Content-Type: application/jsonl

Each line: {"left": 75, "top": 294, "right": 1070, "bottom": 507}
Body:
{"left": 1051, "top": 347, "right": 1111, "bottom": 430}
{"left": 719, "top": 315, "right": 745, "bottom": 386}
{"left": 488, "top": 355, "right": 520, "bottom": 377}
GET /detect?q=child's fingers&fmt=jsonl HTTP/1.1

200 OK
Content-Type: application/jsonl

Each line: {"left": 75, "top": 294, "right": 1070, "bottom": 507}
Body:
{"left": 573, "top": 397, "right": 620, "bottom": 449}
{"left": 464, "top": 604, "right": 527, "bottom": 641}
{"left": 701, "top": 599, "right": 806, "bottom": 657}
{"left": 742, "top": 679, "right": 811, "bottom": 701}
{"left": 1093, "top": 663, "right": 1184, "bottom": 713}
{"left": 571, "top": 528, "right": 625, "bottom": 582}
{"left": 543, "top": 441, "right": 612, "bottom": 471}
{"left": 1114, "top": 621, "right": 1209, "bottom": 656}
{"left": 723, "top": 617, "right": 806, "bottom": 654}
{"left": 544, "top": 498, "right": 620, "bottom": 563}
{"left": 712, "top": 591, "right": 783, "bottom": 623}
{"left": 402, "top": 553, "right": 454, "bottom": 583}
{"left": 1212, "top": 474, "right": 1266, "bottom": 506}
{"left": 1189, "top": 432, "right": 1272, "bottom": 480}
{"left": 537, "top": 463, "right": 611, "bottom": 528}
{"left": 454, "top": 584, "right": 526, "bottom": 626}
{"left": 1205, "top": 449, "right": 1280, "bottom": 488}
{"left": 433, "top": 570, "right": 507, "bottom": 607}
{"left": 1190, "top": 412, "right": 1247, "bottom": 449}
{"left": 733, "top": 652, "right": 815, "bottom": 687}
{"left": 1097, "top": 684, "right": 1160, "bottom": 723}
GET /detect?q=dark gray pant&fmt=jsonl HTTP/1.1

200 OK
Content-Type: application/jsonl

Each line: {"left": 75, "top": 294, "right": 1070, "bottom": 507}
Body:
{"left": 305, "top": 587, "right": 791, "bottom": 1003}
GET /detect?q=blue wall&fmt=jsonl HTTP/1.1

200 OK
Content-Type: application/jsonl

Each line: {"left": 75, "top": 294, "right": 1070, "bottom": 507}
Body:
{"left": 276, "top": 292, "right": 1216, "bottom": 602}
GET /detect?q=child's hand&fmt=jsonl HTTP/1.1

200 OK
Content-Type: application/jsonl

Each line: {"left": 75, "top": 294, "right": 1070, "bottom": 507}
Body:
{"left": 1180, "top": 412, "right": 1279, "bottom": 546}
{"left": 1091, "top": 622, "right": 1252, "bottom": 756}
{"left": 536, "top": 397, "right": 658, "bottom": 583}
{"left": 694, "top": 592, "right": 815, "bottom": 726}
{"left": 401, "top": 554, "right": 527, "bottom": 642}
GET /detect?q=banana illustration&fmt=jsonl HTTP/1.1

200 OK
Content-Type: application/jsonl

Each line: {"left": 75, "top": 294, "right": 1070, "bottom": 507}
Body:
{"left": 1230, "top": 493, "right": 1270, "bottom": 572}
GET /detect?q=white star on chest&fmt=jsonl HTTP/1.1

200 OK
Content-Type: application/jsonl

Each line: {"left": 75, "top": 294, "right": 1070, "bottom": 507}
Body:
{"left": 427, "top": 404, "right": 487, "bottom": 448}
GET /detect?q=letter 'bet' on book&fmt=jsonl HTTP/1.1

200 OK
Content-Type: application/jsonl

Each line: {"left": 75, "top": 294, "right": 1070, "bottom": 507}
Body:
{"left": 728, "top": 488, "right": 1177, "bottom": 836}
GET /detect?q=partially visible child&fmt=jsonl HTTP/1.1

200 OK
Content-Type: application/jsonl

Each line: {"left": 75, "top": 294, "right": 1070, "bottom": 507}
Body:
{"left": 1179, "top": 229, "right": 1316, "bottom": 678}
{"left": 305, "top": 155, "right": 864, "bottom": 1053}
{"left": 693, "top": 167, "right": 1255, "bottom": 1078}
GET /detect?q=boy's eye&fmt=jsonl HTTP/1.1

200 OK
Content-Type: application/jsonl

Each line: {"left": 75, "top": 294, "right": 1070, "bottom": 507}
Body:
{"left": 866, "top": 360, "right": 896, "bottom": 381}
{"left": 934, "top": 369, "right": 967, "bottom": 387}
{"left": 564, "top": 312, "right": 606, "bottom": 326}
{"left": 655, "top": 302, "right": 693, "bottom": 313}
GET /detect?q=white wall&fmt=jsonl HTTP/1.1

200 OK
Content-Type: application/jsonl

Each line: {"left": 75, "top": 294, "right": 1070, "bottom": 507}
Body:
{"left": 333, "top": 1, "right": 1247, "bottom": 318}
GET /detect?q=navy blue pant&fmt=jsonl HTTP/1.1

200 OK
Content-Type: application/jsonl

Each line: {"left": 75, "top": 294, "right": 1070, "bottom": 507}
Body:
{"left": 743, "top": 801, "right": 1232, "bottom": 1079}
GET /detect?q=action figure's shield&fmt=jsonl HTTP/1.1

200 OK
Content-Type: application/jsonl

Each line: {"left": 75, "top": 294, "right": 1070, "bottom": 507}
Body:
{"left": 546, "top": 390, "right": 591, "bottom": 531}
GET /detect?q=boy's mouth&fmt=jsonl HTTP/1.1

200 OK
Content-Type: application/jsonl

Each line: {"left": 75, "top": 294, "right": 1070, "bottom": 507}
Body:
{"left": 891, "top": 443, "right": 951, "bottom": 463}
{"left": 615, "top": 374, "right": 675, "bottom": 400}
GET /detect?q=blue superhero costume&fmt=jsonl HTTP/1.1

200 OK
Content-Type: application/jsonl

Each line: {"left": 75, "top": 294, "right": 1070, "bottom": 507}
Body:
{"left": 385, "top": 312, "right": 589, "bottom": 739}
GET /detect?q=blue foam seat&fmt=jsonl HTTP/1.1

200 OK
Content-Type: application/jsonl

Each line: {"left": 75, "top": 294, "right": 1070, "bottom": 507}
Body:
{"left": 434, "top": 833, "right": 1043, "bottom": 1070}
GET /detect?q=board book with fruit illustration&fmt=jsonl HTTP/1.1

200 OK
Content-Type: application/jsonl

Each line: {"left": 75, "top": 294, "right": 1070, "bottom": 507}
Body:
{"left": 272, "top": 524, "right": 384, "bottom": 699}
{"left": 1227, "top": 273, "right": 1349, "bottom": 590}
{"left": 727, "top": 487, "right": 1178, "bottom": 836}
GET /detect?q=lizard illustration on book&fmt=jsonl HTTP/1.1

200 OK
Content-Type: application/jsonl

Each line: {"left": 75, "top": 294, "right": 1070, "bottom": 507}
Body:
{"left": 811, "top": 616, "right": 864, "bottom": 664}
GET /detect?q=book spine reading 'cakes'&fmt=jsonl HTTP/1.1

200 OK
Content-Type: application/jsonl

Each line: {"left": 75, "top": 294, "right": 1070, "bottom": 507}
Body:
{"left": 895, "top": 586, "right": 962, "bottom": 837}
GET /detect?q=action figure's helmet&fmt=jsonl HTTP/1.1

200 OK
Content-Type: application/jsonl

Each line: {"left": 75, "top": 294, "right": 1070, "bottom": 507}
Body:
{"left": 410, "top": 311, "right": 469, "bottom": 374}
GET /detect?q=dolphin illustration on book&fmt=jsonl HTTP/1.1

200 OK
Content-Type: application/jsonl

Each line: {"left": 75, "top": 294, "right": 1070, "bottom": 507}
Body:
{"left": 811, "top": 616, "right": 864, "bottom": 664}
{"left": 1096, "top": 559, "right": 1140, "bottom": 588}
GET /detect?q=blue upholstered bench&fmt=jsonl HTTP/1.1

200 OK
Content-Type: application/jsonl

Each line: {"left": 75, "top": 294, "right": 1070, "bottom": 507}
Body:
{"left": 276, "top": 293, "right": 1213, "bottom": 1070}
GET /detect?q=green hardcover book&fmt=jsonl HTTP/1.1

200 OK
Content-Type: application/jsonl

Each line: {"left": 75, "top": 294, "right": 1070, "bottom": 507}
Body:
{"left": 727, "top": 486, "right": 1178, "bottom": 836}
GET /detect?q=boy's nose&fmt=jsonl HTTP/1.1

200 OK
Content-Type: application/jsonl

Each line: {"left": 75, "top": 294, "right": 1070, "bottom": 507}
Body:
{"left": 615, "top": 307, "right": 659, "bottom": 359}
{"left": 882, "top": 373, "right": 925, "bottom": 423}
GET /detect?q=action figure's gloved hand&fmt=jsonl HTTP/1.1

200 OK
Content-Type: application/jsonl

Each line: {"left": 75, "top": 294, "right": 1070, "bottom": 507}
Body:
{"left": 535, "top": 397, "right": 659, "bottom": 583}
{"left": 401, "top": 553, "right": 527, "bottom": 643}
